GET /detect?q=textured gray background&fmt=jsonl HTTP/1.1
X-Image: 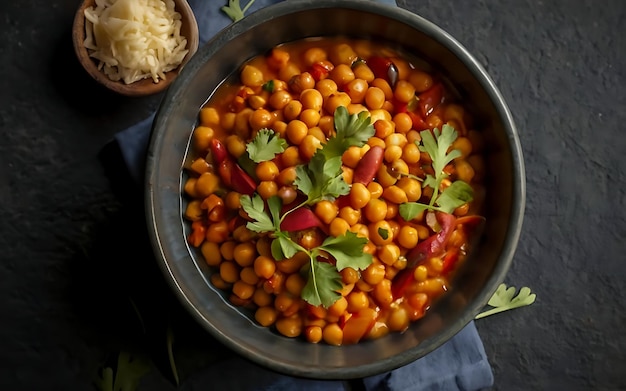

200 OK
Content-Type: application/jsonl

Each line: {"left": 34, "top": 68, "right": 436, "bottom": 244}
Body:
{"left": 0, "top": 0, "right": 624, "bottom": 390}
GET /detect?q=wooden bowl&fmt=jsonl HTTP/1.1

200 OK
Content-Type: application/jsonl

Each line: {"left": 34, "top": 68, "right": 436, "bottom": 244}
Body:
{"left": 72, "top": 0, "right": 199, "bottom": 97}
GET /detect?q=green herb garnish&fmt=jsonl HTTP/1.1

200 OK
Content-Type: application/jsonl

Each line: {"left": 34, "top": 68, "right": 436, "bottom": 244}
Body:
{"left": 221, "top": 0, "right": 256, "bottom": 22}
{"left": 238, "top": 107, "right": 376, "bottom": 307}
{"left": 399, "top": 124, "right": 474, "bottom": 220}
{"left": 246, "top": 128, "right": 287, "bottom": 163}
{"left": 475, "top": 283, "right": 537, "bottom": 319}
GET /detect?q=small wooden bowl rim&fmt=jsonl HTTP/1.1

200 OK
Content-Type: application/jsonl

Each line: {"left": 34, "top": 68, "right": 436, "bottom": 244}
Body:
{"left": 72, "top": 0, "right": 199, "bottom": 97}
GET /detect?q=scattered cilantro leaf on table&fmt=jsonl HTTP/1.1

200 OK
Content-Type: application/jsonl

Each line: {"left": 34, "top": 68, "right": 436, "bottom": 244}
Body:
{"left": 221, "top": 0, "right": 256, "bottom": 22}
{"left": 475, "top": 283, "right": 537, "bottom": 319}
{"left": 94, "top": 351, "right": 151, "bottom": 391}
{"left": 399, "top": 124, "right": 474, "bottom": 220}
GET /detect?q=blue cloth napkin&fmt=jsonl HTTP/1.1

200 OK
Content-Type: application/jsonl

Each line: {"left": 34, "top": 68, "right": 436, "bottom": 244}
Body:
{"left": 100, "top": 1, "right": 495, "bottom": 390}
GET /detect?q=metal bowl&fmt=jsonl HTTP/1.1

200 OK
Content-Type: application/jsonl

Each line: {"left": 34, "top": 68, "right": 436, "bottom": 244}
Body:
{"left": 145, "top": 0, "right": 525, "bottom": 379}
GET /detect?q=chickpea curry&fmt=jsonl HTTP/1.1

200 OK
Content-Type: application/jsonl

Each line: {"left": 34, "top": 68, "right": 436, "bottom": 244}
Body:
{"left": 182, "top": 37, "right": 486, "bottom": 346}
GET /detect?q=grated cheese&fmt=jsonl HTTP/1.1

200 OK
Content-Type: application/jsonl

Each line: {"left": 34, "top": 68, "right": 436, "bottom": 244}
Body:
{"left": 84, "top": 0, "right": 189, "bottom": 84}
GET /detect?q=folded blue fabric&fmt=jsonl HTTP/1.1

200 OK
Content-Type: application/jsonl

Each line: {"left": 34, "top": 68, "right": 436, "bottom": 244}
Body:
{"left": 101, "top": 1, "right": 494, "bottom": 390}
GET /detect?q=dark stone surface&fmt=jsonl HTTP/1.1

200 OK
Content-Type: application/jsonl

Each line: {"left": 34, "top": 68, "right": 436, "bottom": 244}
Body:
{"left": 0, "top": 0, "right": 624, "bottom": 390}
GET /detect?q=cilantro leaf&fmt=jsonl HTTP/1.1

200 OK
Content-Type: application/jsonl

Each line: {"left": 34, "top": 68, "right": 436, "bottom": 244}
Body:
{"left": 240, "top": 194, "right": 275, "bottom": 232}
{"left": 399, "top": 124, "right": 474, "bottom": 220}
{"left": 398, "top": 202, "right": 430, "bottom": 221}
{"left": 436, "top": 180, "right": 474, "bottom": 213}
{"left": 419, "top": 124, "right": 461, "bottom": 176}
{"left": 318, "top": 106, "right": 375, "bottom": 160}
{"left": 301, "top": 261, "right": 343, "bottom": 308}
{"left": 294, "top": 155, "right": 349, "bottom": 204}
{"left": 475, "top": 283, "right": 536, "bottom": 319}
{"left": 221, "top": 0, "right": 256, "bottom": 22}
{"left": 318, "top": 231, "right": 373, "bottom": 271}
{"left": 246, "top": 128, "right": 287, "bottom": 163}
{"left": 94, "top": 351, "right": 151, "bottom": 391}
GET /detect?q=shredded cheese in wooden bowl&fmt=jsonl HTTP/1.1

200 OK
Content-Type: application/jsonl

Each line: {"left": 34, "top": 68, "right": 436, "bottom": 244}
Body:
{"left": 84, "top": 0, "right": 189, "bottom": 85}
{"left": 72, "top": 0, "right": 198, "bottom": 96}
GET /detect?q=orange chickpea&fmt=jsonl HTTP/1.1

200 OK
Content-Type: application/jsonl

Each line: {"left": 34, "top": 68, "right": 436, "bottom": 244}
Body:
{"left": 289, "top": 72, "right": 315, "bottom": 94}
{"left": 254, "top": 255, "right": 276, "bottom": 279}
{"left": 299, "top": 134, "right": 323, "bottom": 160}
{"left": 329, "top": 217, "right": 351, "bottom": 237}
{"left": 362, "top": 262, "right": 386, "bottom": 285}
{"left": 409, "top": 70, "right": 434, "bottom": 93}
{"left": 398, "top": 225, "right": 419, "bottom": 249}
{"left": 329, "top": 64, "right": 355, "bottom": 85}
{"left": 303, "top": 47, "right": 327, "bottom": 67}
{"left": 350, "top": 182, "right": 371, "bottom": 209}
{"left": 286, "top": 119, "right": 308, "bottom": 145}
{"left": 277, "top": 166, "right": 298, "bottom": 186}
{"left": 352, "top": 63, "right": 375, "bottom": 82}
{"left": 253, "top": 288, "right": 273, "bottom": 307}
{"left": 281, "top": 146, "right": 301, "bottom": 167}
{"left": 322, "top": 323, "right": 343, "bottom": 346}
{"left": 364, "top": 87, "right": 385, "bottom": 110}
{"left": 206, "top": 221, "right": 229, "bottom": 243}
{"left": 325, "top": 92, "right": 352, "bottom": 114}
{"left": 305, "top": 326, "right": 323, "bottom": 343}
{"left": 201, "top": 241, "right": 222, "bottom": 267}
{"left": 315, "top": 200, "right": 339, "bottom": 224}
{"left": 269, "top": 90, "right": 292, "bottom": 110}
{"left": 300, "top": 88, "right": 324, "bottom": 111}
{"left": 255, "top": 306, "right": 278, "bottom": 327}
{"left": 315, "top": 79, "right": 338, "bottom": 99}
{"left": 283, "top": 100, "right": 303, "bottom": 121}
{"left": 338, "top": 206, "right": 361, "bottom": 226}
{"left": 300, "top": 108, "right": 321, "bottom": 128}
{"left": 369, "top": 220, "right": 393, "bottom": 246}
{"left": 393, "top": 80, "right": 416, "bottom": 103}
{"left": 364, "top": 198, "right": 388, "bottom": 223}
{"left": 256, "top": 160, "right": 279, "bottom": 181}
{"left": 346, "top": 291, "right": 369, "bottom": 313}
{"left": 371, "top": 78, "right": 393, "bottom": 100}
{"left": 249, "top": 108, "right": 273, "bottom": 131}
{"left": 219, "top": 261, "right": 240, "bottom": 284}
{"left": 232, "top": 280, "right": 255, "bottom": 300}
{"left": 233, "top": 242, "right": 257, "bottom": 267}
{"left": 344, "top": 79, "right": 369, "bottom": 103}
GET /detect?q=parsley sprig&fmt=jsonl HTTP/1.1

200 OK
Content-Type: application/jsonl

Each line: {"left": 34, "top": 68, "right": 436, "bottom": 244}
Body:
{"left": 295, "top": 106, "right": 374, "bottom": 205}
{"left": 475, "top": 283, "right": 537, "bottom": 319}
{"left": 399, "top": 124, "right": 474, "bottom": 220}
{"left": 246, "top": 128, "right": 287, "bottom": 163}
{"left": 238, "top": 107, "right": 375, "bottom": 307}
{"left": 221, "top": 0, "right": 256, "bottom": 22}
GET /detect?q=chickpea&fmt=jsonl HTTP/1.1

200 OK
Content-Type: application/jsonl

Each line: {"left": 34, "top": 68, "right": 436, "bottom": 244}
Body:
{"left": 302, "top": 47, "right": 327, "bottom": 67}
{"left": 219, "top": 261, "right": 240, "bottom": 284}
{"left": 364, "top": 198, "right": 388, "bottom": 223}
{"left": 387, "top": 306, "right": 409, "bottom": 332}
{"left": 393, "top": 112, "right": 413, "bottom": 134}
{"left": 254, "top": 255, "right": 276, "bottom": 279}
{"left": 300, "top": 108, "right": 321, "bottom": 128}
{"left": 305, "top": 325, "right": 323, "bottom": 344}
{"left": 300, "top": 89, "right": 324, "bottom": 111}
{"left": 220, "top": 241, "right": 236, "bottom": 261}
{"left": 279, "top": 62, "right": 301, "bottom": 82}
{"left": 233, "top": 242, "right": 257, "bottom": 267}
{"left": 256, "top": 160, "right": 279, "bottom": 181}
{"left": 255, "top": 306, "right": 278, "bottom": 327}
{"left": 283, "top": 100, "right": 303, "bottom": 121}
{"left": 314, "top": 200, "right": 339, "bottom": 224}
{"left": 240, "top": 65, "right": 264, "bottom": 87}
{"left": 316, "top": 79, "right": 338, "bottom": 99}
{"left": 184, "top": 200, "right": 203, "bottom": 221}
{"left": 269, "top": 90, "right": 292, "bottom": 110}
{"left": 286, "top": 119, "right": 308, "bottom": 145}
{"left": 201, "top": 241, "right": 222, "bottom": 267}
{"left": 362, "top": 262, "right": 386, "bottom": 286}
{"left": 240, "top": 266, "right": 260, "bottom": 285}
{"left": 352, "top": 63, "right": 375, "bottom": 82}
{"left": 329, "top": 217, "right": 351, "bottom": 237}
{"left": 299, "top": 134, "right": 322, "bottom": 160}
{"left": 409, "top": 70, "right": 434, "bottom": 93}
{"left": 277, "top": 166, "right": 298, "bottom": 186}
{"left": 233, "top": 280, "right": 255, "bottom": 300}
{"left": 327, "top": 296, "right": 348, "bottom": 318}
{"left": 329, "top": 43, "right": 358, "bottom": 65}
{"left": 338, "top": 206, "right": 361, "bottom": 226}
{"left": 384, "top": 145, "right": 403, "bottom": 162}
{"left": 382, "top": 185, "right": 408, "bottom": 204}
{"left": 249, "top": 108, "right": 274, "bottom": 131}
{"left": 281, "top": 146, "right": 301, "bottom": 167}
{"left": 344, "top": 79, "right": 369, "bottom": 104}
{"left": 322, "top": 323, "right": 343, "bottom": 346}
{"left": 369, "top": 220, "right": 393, "bottom": 246}
{"left": 193, "top": 126, "right": 215, "bottom": 152}
{"left": 393, "top": 80, "right": 416, "bottom": 103}
{"left": 364, "top": 86, "right": 385, "bottom": 110}
{"left": 220, "top": 112, "right": 236, "bottom": 131}
{"left": 350, "top": 182, "right": 371, "bottom": 209}
{"left": 373, "top": 279, "right": 393, "bottom": 308}
{"left": 307, "top": 126, "right": 326, "bottom": 142}
{"left": 257, "top": 180, "right": 278, "bottom": 199}
{"left": 199, "top": 107, "right": 220, "bottom": 127}
{"left": 277, "top": 186, "right": 298, "bottom": 205}
{"left": 324, "top": 92, "right": 352, "bottom": 114}
{"left": 253, "top": 287, "right": 273, "bottom": 307}
{"left": 371, "top": 78, "right": 393, "bottom": 100}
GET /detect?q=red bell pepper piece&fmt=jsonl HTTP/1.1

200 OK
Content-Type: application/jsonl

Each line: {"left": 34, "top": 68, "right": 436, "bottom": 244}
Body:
{"left": 391, "top": 212, "right": 457, "bottom": 298}
{"left": 417, "top": 83, "right": 444, "bottom": 118}
{"left": 210, "top": 139, "right": 257, "bottom": 195}
{"left": 309, "top": 62, "right": 331, "bottom": 81}
{"left": 280, "top": 207, "right": 325, "bottom": 232}
{"left": 187, "top": 220, "right": 206, "bottom": 247}
{"left": 367, "top": 56, "right": 398, "bottom": 86}
{"left": 352, "top": 145, "right": 384, "bottom": 185}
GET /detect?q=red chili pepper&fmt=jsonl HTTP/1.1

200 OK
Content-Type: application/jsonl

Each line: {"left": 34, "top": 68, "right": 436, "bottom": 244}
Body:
{"left": 280, "top": 207, "right": 325, "bottom": 232}
{"left": 417, "top": 83, "right": 444, "bottom": 118}
{"left": 187, "top": 220, "right": 206, "bottom": 247}
{"left": 440, "top": 248, "right": 460, "bottom": 276}
{"left": 210, "top": 139, "right": 257, "bottom": 195}
{"left": 367, "top": 56, "right": 395, "bottom": 83}
{"left": 352, "top": 145, "right": 384, "bottom": 186}
{"left": 391, "top": 212, "right": 457, "bottom": 298}
{"left": 309, "top": 62, "right": 331, "bottom": 81}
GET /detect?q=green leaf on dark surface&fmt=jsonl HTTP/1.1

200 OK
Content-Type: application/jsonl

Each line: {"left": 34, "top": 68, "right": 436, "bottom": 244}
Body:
{"left": 475, "top": 283, "right": 537, "bottom": 319}
{"left": 221, "top": 0, "right": 256, "bottom": 22}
